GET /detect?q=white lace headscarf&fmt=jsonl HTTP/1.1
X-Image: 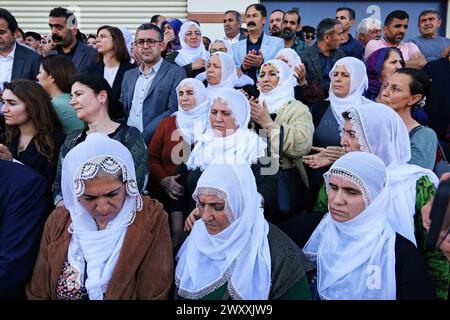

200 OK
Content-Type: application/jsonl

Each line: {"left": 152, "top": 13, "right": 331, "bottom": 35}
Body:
{"left": 196, "top": 40, "right": 254, "bottom": 88}
{"left": 205, "top": 52, "right": 237, "bottom": 97}
{"left": 61, "top": 133, "right": 143, "bottom": 300}
{"left": 275, "top": 48, "right": 302, "bottom": 70}
{"left": 174, "top": 78, "right": 210, "bottom": 145}
{"left": 257, "top": 59, "right": 296, "bottom": 114}
{"left": 327, "top": 57, "right": 370, "bottom": 125}
{"left": 175, "top": 163, "right": 271, "bottom": 300}
{"left": 174, "top": 21, "right": 210, "bottom": 66}
{"left": 344, "top": 105, "right": 439, "bottom": 244}
{"left": 304, "top": 151, "right": 397, "bottom": 300}
{"left": 186, "top": 88, "right": 267, "bottom": 170}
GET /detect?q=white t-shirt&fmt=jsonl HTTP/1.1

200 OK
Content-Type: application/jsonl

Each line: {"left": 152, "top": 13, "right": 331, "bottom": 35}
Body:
{"left": 103, "top": 65, "right": 120, "bottom": 88}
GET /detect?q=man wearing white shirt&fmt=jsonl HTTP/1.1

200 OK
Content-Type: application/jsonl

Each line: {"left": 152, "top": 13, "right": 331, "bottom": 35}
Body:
{"left": 0, "top": 9, "right": 40, "bottom": 109}
{"left": 120, "top": 23, "right": 185, "bottom": 144}
{"left": 223, "top": 10, "right": 246, "bottom": 45}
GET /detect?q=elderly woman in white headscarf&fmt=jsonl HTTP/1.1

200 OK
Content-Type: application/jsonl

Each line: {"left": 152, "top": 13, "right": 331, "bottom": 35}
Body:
{"left": 304, "top": 151, "right": 436, "bottom": 300}
{"left": 171, "top": 89, "right": 278, "bottom": 227}
{"left": 27, "top": 133, "right": 173, "bottom": 300}
{"left": 303, "top": 57, "right": 373, "bottom": 199}
{"left": 166, "top": 21, "right": 209, "bottom": 78}
{"left": 195, "top": 40, "right": 254, "bottom": 90}
{"left": 149, "top": 78, "right": 209, "bottom": 247}
{"left": 176, "top": 162, "right": 313, "bottom": 300}
{"left": 250, "top": 58, "right": 314, "bottom": 216}
{"left": 333, "top": 104, "right": 448, "bottom": 300}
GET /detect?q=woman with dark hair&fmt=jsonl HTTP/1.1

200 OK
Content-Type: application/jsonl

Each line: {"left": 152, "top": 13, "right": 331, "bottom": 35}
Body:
{"left": 161, "top": 18, "right": 182, "bottom": 57}
{"left": 84, "top": 25, "right": 135, "bottom": 108}
{"left": 52, "top": 73, "right": 148, "bottom": 207}
{"left": 37, "top": 55, "right": 85, "bottom": 134}
{"left": 365, "top": 47, "right": 405, "bottom": 101}
{"left": 0, "top": 80, "right": 65, "bottom": 201}
{"left": 378, "top": 68, "right": 438, "bottom": 170}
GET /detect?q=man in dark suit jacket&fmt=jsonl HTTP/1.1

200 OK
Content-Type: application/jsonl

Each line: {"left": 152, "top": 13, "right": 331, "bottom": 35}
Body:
{"left": 45, "top": 7, "right": 96, "bottom": 72}
{"left": 0, "top": 160, "right": 48, "bottom": 299}
{"left": 120, "top": 23, "right": 186, "bottom": 145}
{"left": 299, "top": 18, "right": 346, "bottom": 97}
{"left": 0, "top": 9, "right": 40, "bottom": 85}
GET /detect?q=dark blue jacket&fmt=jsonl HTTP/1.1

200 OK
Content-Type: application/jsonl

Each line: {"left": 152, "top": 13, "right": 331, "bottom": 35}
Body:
{"left": 0, "top": 160, "right": 48, "bottom": 299}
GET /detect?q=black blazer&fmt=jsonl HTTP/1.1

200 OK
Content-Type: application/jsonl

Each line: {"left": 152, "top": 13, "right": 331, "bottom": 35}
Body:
{"left": 0, "top": 160, "right": 48, "bottom": 299}
{"left": 84, "top": 61, "right": 135, "bottom": 104}
{"left": 11, "top": 43, "right": 41, "bottom": 81}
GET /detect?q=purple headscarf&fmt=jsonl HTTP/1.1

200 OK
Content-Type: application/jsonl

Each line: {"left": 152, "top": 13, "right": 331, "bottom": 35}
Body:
{"left": 365, "top": 47, "right": 405, "bottom": 101}
{"left": 161, "top": 18, "right": 182, "bottom": 51}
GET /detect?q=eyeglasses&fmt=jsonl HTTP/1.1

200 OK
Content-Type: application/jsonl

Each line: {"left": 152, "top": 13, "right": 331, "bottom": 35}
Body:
{"left": 135, "top": 38, "right": 161, "bottom": 47}
{"left": 304, "top": 33, "right": 315, "bottom": 40}
{"left": 210, "top": 48, "right": 227, "bottom": 54}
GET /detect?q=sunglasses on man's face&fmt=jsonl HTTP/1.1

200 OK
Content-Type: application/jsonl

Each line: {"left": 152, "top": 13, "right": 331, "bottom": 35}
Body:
{"left": 304, "top": 33, "right": 315, "bottom": 40}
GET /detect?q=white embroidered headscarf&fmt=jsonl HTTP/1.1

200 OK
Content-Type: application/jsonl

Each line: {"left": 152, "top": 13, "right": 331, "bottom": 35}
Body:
{"left": 304, "top": 151, "right": 397, "bottom": 300}
{"left": 174, "top": 78, "right": 210, "bottom": 145}
{"left": 258, "top": 59, "right": 296, "bottom": 114}
{"left": 344, "top": 105, "right": 439, "bottom": 244}
{"left": 61, "top": 133, "right": 143, "bottom": 300}
{"left": 275, "top": 48, "right": 302, "bottom": 70}
{"left": 174, "top": 21, "right": 210, "bottom": 66}
{"left": 186, "top": 88, "right": 267, "bottom": 170}
{"left": 327, "top": 57, "right": 370, "bottom": 125}
{"left": 175, "top": 162, "right": 271, "bottom": 300}
{"left": 205, "top": 52, "right": 237, "bottom": 97}
{"left": 196, "top": 40, "right": 254, "bottom": 88}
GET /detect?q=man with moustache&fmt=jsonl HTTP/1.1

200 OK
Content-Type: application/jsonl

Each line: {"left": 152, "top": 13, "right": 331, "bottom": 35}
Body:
{"left": 281, "top": 9, "right": 307, "bottom": 55}
{"left": 44, "top": 7, "right": 96, "bottom": 72}
{"left": 269, "top": 9, "right": 284, "bottom": 37}
{"left": 364, "top": 10, "right": 426, "bottom": 69}
{"left": 232, "top": 3, "right": 284, "bottom": 83}
{"left": 120, "top": 23, "right": 185, "bottom": 144}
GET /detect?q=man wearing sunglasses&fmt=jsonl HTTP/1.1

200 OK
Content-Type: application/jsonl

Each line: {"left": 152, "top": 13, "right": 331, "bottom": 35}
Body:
{"left": 120, "top": 23, "right": 186, "bottom": 144}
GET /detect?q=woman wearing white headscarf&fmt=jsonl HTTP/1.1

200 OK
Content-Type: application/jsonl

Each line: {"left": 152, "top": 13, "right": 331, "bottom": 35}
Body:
{"left": 27, "top": 133, "right": 173, "bottom": 300}
{"left": 149, "top": 78, "right": 209, "bottom": 247}
{"left": 304, "top": 151, "right": 436, "bottom": 300}
{"left": 276, "top": 48, "right": 302, "bottom": 70}
{"left": 171, "top": 89, "right": 278, "bottom": 228}
{"left": 303, "top": 57, "right": 374, "bottom": 200}
{"left": 250, "top": 59, "right": 314, "bottom": 216}
{"left": 166, "top": 21, "right": 209, "bottom": 78}
{"left": 195, "top": 40, "right": 254, "bottom": 89}
{"left": 176, "top": 162, "right": 313, "bottom": 300}
{"left": 333, "top": 104, "right": 449, "bottom": 300}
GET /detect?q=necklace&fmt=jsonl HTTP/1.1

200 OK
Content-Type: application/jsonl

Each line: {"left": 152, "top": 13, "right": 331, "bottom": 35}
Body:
{"left": 18, "top": 136, "right": 33, "bottom": 153}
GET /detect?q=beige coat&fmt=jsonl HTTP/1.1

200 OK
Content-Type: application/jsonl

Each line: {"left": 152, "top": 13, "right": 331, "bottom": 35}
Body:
{"left": 26, "top": 197, "right": 173, "bottom": 300}
{"left": 268, "top": 100, "right": 314, "bottom": 186}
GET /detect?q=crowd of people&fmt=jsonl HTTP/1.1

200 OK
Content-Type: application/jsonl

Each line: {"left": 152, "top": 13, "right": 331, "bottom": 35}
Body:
{"left": 0, "top": 3, "right": 449, "bottom": 300}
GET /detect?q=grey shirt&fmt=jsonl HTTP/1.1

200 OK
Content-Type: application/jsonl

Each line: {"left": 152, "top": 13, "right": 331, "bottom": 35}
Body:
{"left": 410, "top": 36, "right": 450, "bottom": 62}
{"left": 408, "top": 125, "right": 438, "bottom": 170}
